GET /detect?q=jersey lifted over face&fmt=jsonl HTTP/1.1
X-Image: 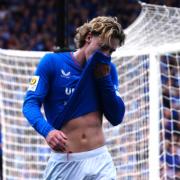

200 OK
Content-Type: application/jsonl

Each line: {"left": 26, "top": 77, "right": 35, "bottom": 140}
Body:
{"left": 23, "top": 51, "right": 124, "bottom": 137}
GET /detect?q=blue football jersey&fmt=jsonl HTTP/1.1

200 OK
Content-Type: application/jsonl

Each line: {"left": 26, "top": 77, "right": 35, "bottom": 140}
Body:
{"left": 23, "top": 51, "right": 125, "bottom": 137}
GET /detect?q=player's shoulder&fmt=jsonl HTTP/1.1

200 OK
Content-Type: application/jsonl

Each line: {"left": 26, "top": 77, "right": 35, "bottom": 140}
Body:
{"left": 44, "top": 51, "right": 69, "bottom": 59}
{"left": 42, "top": 52, "right": 71, "bottom": 63}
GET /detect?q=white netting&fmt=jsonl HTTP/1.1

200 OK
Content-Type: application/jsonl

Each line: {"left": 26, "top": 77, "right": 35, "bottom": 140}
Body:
{"left": 0, "top": 50, "right": 49, "bottom": 179}
{"left": 108, "top": 2, "right": 180, "bottom": 180}
{"left": 159, "top": 52, "right": 180, "bottom": 179}
{"left": 117, "top": 2, "right": 180, "bottom": 53}
{"left": 104, "top": 54, "right": 150, "bottom": 179}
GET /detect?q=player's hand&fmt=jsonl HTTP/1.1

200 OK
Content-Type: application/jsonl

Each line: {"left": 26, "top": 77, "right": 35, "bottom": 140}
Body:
{"left": 45, "top": 130, "right": 68, "bottom": 152}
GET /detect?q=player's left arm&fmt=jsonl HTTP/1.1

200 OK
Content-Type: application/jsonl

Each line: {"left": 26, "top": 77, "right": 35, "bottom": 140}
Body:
{"left": 94, "top": 58, "right": 125, "bottom": 126}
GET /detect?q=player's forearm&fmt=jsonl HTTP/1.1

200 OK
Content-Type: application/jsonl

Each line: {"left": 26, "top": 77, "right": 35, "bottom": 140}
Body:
{"left": 92, "top": 51, "right": 125, "bottom": 125}
{"left": 23, "top": 99, "right": 54, "bottom": 137}
{"left": 95, "top": 75, "right": 125, "bottom": 126}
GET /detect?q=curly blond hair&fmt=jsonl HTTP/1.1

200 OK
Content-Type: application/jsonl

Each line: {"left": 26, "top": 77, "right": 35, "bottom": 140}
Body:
{"left": 74, "top": 16, "right": 125, "bottom": 48}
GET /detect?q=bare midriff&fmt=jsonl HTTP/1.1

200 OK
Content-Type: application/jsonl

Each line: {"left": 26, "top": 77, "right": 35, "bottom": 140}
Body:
{"left": 61, "top": 111, "right": 105, "bottom": 153}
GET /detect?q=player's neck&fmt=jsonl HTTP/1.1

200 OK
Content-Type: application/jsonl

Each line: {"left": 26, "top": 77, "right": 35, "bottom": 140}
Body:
{"left": 73, "top": 48, "right": 87, "bottom": 67}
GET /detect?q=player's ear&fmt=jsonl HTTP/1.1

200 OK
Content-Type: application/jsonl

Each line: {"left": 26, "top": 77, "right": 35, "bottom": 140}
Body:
{"left": 85, "top": 32, "right": 92, "bottom": 44}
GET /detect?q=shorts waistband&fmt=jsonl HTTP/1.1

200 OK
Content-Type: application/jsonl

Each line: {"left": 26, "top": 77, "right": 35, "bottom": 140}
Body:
{"left": 50, "top": 145, "right": 108, "bottom": 162}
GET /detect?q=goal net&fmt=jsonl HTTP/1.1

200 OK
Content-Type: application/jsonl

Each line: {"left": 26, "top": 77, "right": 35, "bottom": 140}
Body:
{"left": 110, "top": 2, "right": 180, "bottom": 180}
{"left": 0, "top": 2, "right": 180, "bottom": 180}
{"left": 0, "top": 50, "right": 49, "bottom": 179}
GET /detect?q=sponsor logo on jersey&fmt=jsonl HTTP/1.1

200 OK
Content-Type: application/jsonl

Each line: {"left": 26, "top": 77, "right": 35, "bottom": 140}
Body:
{"left": 65, "top": 87, "right": 75, "bottom": 95}
{"left": 28, "top": 76, "right": 39, "bottom": 91}
{"left": 61, "top": 69, "right": 71, "bottom": 78}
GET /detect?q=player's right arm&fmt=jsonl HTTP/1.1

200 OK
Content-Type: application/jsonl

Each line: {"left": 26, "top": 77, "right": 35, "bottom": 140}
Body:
{"left": 22, "top": 53, "right": 67, "bottom": 151}
{"left": 93, "top": 51, "right": 125, "bottom": 125}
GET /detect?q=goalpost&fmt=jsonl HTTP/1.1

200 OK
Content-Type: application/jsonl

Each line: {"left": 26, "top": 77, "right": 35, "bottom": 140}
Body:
{"left": 110, "top": 2, "right": 180, "bottom": 180}
{"left": 0, "top": 2, "right": 180, "bottom": 180}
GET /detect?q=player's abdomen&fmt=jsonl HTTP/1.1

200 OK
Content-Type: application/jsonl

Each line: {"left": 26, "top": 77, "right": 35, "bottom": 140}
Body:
{"left": 61, "top": 111, "right": 105, "bottom": 153}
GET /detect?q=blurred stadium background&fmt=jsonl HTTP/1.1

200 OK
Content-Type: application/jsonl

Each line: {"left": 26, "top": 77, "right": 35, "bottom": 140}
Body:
{"left": 0, "top": 0, "right": 180, "bottom": 180}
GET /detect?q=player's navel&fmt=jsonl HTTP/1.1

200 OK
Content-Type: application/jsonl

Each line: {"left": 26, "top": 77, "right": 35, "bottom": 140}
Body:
{"left": 82, "top": 133, "right": 86, "bottom": 139}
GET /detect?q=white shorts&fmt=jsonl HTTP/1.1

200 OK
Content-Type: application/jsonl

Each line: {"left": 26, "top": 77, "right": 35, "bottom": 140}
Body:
{"left": 43, "top": 146, "right": 117, "bottom": 180}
